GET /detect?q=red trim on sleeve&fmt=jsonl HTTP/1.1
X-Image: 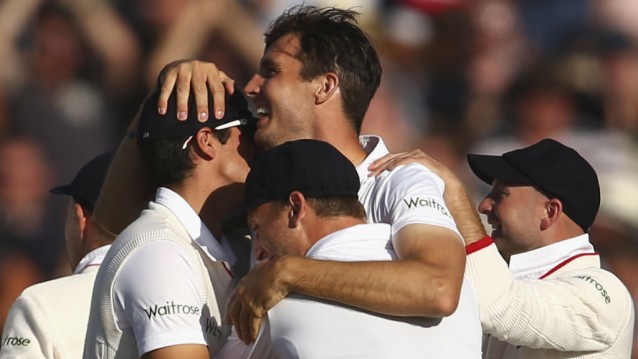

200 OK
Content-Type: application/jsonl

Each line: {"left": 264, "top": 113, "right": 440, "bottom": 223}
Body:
{"left": 539, "top": 252, "right": 599, "bottom": 279}
{"left": 465, "top": 236, "right": 494, "bottom": 255}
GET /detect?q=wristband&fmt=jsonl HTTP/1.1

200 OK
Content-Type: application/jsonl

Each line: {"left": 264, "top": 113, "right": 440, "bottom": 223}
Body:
{"left": 465, "top": 236, "right": 493, "bottom": 255}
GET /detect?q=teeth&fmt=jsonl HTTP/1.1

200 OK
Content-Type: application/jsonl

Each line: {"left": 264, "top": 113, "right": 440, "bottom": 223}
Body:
{"left": 256, "top": 106, "right": 270, "bottom": 116}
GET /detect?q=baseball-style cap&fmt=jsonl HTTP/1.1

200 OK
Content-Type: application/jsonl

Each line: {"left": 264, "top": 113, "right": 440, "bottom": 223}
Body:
{"left": 243, "top": 139, "right": 360, "bottom": 211}
{"left": 137, "top": 85, "right": 257, "bottom": 144}
{"left": 50, "top": 151, "right": 114, "bottom": 212}
{"left": 467, "top": 138, "right": 600, "bottom": 232}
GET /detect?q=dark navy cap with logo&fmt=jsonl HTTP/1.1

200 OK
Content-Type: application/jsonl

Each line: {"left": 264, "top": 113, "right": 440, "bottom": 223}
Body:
{"left": 50, "top": 151, "right": 114, "bottom": 212}
{"left": 467, "top": 138, "right": 600, "bottom": 232}
{"left": 243, "top": 139, "right": 360, "bottom": 211}
{"left": 137, "top": 85, "right": 257, "bottom": 144}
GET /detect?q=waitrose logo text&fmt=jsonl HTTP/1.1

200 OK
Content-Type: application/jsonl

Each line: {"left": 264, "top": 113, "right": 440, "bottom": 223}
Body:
{"left": 143, "top": 301, "right": 200, "bottom": 319}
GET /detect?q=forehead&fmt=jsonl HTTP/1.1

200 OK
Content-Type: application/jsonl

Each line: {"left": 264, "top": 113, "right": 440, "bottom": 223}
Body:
{"left": 261, "top": 34, "right": 302, "bottom": 66}
{"left": 493, "top": 180, "right": 544, "bottom": 197}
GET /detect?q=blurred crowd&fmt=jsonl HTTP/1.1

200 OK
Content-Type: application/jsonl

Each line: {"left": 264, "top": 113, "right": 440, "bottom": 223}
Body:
{"left": 0, "top": 0, "right": 636, "bottom": 356}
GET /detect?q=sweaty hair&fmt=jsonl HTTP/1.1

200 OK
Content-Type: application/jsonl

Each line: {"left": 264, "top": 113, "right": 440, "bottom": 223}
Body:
{"left": 138, "top": 130, "right": 231, "bottom": 188}
{"left": 265, "top": 6, "right": 382, "bottom": 133}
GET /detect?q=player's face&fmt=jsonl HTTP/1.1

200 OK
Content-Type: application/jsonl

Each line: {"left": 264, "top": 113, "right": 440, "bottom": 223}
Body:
{"left": 244, "top": 34, "right": 317, "bottom": 150}
{"left": 478, "top": 180, "right": 548, "bottom": 262}
{"left": 248, "top": 202, "right": 305, "bottom": 260}
{"left": 216, "top": 127, "right": 255, "bottom": 184}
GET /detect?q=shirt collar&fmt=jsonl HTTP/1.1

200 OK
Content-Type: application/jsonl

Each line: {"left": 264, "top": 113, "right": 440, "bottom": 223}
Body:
{"left": 508, "top": 234, "right": 596, "bottom": 280}
{"left": 356, "top": 135, "right": 387, "bottom": 180}
{"left": 74, "top": 244, "right": 112, "bottom": 274}
{"left": 155, "top": 187, "right": 232, "bottom": 263}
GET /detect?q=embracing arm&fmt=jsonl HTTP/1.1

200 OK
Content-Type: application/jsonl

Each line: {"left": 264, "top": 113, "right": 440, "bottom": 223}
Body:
{"left": 229, "top": 223, "right": 465, "bottom": 343}
{"left": 142, "top": 345, "right": 208, "bottom": 359}
{"left": 93, "top": 111, "right": 154, "bottom": 235}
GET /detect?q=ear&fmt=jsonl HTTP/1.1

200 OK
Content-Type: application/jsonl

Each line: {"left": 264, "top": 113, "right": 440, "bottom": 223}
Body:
{"left": 287, "top": 191, "right": 307, "bottom": 227}
{"left": 74, "top": 203, "right": 89, "bottom": 240}
{"left": 193, "top": 128, "right": 216, "bottom": 160}
{"left": 540, "top": 198, "right": 562, "bottom": 230}
{"left": 315, "top": 72, "right": 339, "bottom": 105}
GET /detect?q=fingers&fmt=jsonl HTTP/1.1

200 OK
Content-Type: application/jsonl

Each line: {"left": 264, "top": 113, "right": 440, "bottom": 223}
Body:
{"left": 157, "top": 69, "right": 177, "bottom": 116}
{"left": 238, "top": 302, "right": 253, "bottom": 344}
{"left": 248, "top": 314, "right": 262, "bottom": 344}
{"left": 367, "top": 153, "right": 406, "bottom": 177}
{"left": 192, "top": 65, "right": 210, "bottom": 122}
{"left": 208, "top": 68, "right": 229, "bottom": 121}
{"left": 367, "top": 150, "right": 432, "bottom": 177}
{"left": 155, "top": 60, "right": 237, "bottom": 122}
{"left": 175, "top": 65, "right": 193, "bottom": 121}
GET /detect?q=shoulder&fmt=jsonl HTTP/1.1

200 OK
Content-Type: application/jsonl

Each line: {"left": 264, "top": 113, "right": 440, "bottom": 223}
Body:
{"left": 558, "top": 267, "right": 633, "bottom": 304}
{"left": 15, "top": 272, "right": 98, "bottom": 309}
{"left": 375, "top": 163, "right": 443, "bottom": 189}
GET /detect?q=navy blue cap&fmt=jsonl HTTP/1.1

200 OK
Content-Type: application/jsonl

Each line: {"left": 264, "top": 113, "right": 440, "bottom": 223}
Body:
{"left": 137, "top": 85, "right": 257, "bottom": 143}
{"left": 243, "top": 140, "right": 360, "bottom": 211}
{"left": 467, "top": 138, "right": 600, "bottom": 232}
{"left": 50, "top": 151, "right": 114, "bottom": 212}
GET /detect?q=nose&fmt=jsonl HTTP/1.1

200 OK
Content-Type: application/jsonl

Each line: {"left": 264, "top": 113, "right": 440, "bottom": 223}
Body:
{"left": 252, "top": 236, "right": 268, "bottom": 262}
{"left": 244, "top": 74, "right": 264, "bottom": 98}
{"left": 477, "top": 196, "right": 493, "bottom": 215}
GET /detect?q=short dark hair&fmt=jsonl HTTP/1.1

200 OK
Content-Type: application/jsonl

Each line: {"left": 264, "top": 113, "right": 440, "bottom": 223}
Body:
{"left": 272, "top": 196, "right": 366, "bottom": 221}
{"left": 265, "top": 6, "right": 382, "bottom": 133}
{"left": 308, "top": 197, "right": 366, "bottom": 219}
{"left": 138, "top": 130, "right": 231, "bottom": 188}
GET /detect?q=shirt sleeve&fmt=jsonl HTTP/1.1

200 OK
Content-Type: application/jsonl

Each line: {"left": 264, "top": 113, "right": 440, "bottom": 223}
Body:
{"left": 0, "top": 294, "right": 53, "bottom": 359}
{"left": 374, "top": 163, "right": 460, "bottom": 238}
{"left": 467, "top": 239, "right": 633, "bottom": 351}
{"left": 112, "top": 240, "right": 207, "bottom": 356}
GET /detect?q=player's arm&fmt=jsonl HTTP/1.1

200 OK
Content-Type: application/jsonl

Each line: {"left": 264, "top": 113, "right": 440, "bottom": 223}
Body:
{"left": 142, "top": 344, "right": 208, "bottom": 359}
{"left": 369, "top": 149, "right": 486, "bottom": 244}
{"left": 92, "top": 109, "right": 155, "bottom": 235}
{"left": 229, "top": 226, "right": 464, "bottom": 344}
{"left": 371, "top": 150, "right": 630, "bottom": 351}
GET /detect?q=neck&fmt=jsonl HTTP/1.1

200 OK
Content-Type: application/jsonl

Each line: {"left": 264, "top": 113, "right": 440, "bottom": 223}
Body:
{"left": 314, "top": 121, "right": 367, "bottom": 167}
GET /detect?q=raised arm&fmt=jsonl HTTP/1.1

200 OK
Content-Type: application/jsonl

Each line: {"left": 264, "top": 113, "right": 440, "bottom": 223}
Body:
{"left": 0, "top": 0, "right": 42, "bottom": 90}
{"left": 61, "top": 0, "right": 142, "bottom": 92}
{"left": 93, "top": 110, "right": 154, "bottom": 235}
{"left": 146, "top": 0, "right": 262, "bottom": 90}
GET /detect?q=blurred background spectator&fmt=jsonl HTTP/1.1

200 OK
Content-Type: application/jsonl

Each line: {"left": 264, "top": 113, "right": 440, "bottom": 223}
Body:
{"left": 0, "top": 0, "right": 636, "bottom": 355}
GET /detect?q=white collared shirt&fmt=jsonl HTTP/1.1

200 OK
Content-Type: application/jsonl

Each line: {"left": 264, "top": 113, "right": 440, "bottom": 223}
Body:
{"left": 155, "top": 188, "right": 235, "bottom": 264}
{"left": 74, "top": 244, "right": 112, "bottom": 274}
{"left": 246, "top": 223, "right": 481, "bottom": 358}
{"left": 112, "top": 187, "right": 231, "bottom": 355}
{"left": 508, "top": 234, "right": 595, "bottom": 280}
{"left": 357, "top": 135, "right": 461, "bottom": 238}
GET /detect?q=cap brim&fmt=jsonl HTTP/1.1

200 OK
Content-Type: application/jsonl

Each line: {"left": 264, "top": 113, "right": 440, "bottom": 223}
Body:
{"left": 467, "top": 154, "right": 533, "bottom": 185}
{"left": 49, "top": 184, "right": 74, "bottom": 196}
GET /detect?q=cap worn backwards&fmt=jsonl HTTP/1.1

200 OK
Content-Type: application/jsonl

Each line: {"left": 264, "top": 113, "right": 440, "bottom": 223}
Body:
{"left": 137, "top": 85, "right": 257, "bottom": 144}
{"left": 243, "top": 139, "right": 360, "bottom": 211}
{"left": 467, "top": 138, "right": 600, "bottom": 232}
{"left": 50, "top": 151, "right": 114, "bottom": 212}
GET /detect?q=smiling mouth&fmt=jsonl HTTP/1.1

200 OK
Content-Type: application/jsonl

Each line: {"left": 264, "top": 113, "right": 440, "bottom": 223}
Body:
{"left": 256, "top": 105, "right": 270, "bottom": 117}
